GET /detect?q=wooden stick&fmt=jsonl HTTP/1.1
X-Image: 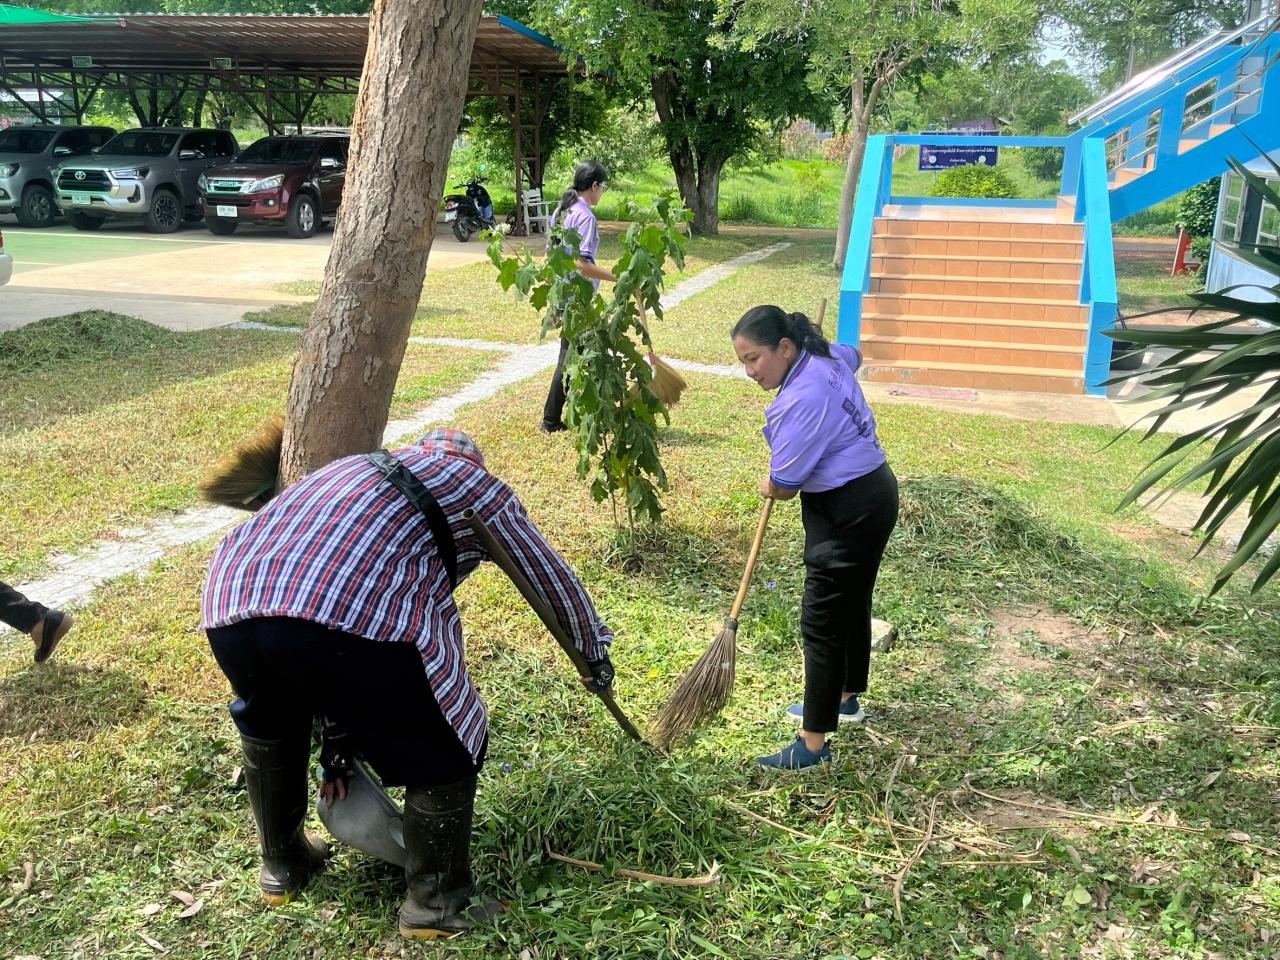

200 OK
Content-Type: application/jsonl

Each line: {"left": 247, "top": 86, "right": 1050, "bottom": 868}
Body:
{"left": 892, "top": 795, "right": 939, "bottom": 926}
{"left": 728, "top": 499, "right": 773, "bottom": 622}
{"left": 544, "top": 841, "right": 721, "bottom": 887}
{"left": 814, "top": 296, "right": 828, "bottom": 335}
{"left": 462, "top": 508, "right": 646, "bottom": 744}
{"left": 722, "top": 799, "right": 899, "bottom": 867}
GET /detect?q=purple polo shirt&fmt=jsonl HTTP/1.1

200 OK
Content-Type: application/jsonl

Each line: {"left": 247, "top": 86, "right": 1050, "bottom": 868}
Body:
{"left": 554, "top": 198, "right": 602, "bottom": 291}
{"left": 763, "top": 344, "right": 886, "bottom": 493}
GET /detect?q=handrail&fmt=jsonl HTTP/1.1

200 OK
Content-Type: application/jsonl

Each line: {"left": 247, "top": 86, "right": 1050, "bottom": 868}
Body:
{"left": 1078, "top": 137, "right": 1118, "bottom": 394}
{"left": 1069, "top": 12, "right": 1273, "bottom": 125}
{"left": 836, "top": 134, "right": 889, "bottom": 346}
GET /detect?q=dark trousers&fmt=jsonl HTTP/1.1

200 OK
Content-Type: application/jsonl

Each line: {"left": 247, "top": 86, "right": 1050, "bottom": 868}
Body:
{"left": 541, "top": 336, "right": 571, "bottom": 427}
{"left": 799, "top": 462, "right": 899, "bottom": 733}
{"left": 207, "top": 617, "right": 483, "bottom": 787}
{"left": 0, "top": 580, "right": 46, "bottom": 635}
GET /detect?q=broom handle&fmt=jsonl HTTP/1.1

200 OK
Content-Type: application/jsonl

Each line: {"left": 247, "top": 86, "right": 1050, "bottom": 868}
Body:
{"left": 728, "top": 498, "right": 774, "bottom": 622}
{"left": 815, "top": 297, "right": 827, "bottom": 335}
{"left": 461, "top": 508, "right": 645, "bottom": 744}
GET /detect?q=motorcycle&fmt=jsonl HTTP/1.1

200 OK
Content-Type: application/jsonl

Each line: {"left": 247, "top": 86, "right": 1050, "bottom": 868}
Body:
{"left": 442, "top": 175, "right": 495, "bottom": 242}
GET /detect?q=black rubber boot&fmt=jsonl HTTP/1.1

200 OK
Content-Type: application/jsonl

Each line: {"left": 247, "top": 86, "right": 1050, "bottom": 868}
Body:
{"left": 240, "top": 733, "right": 330, "bottom": 905}
{"left": 398, "top": 776, "right": 505, "bottom": 939}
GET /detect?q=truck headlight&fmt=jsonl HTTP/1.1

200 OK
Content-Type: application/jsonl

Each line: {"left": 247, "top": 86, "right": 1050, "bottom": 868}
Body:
{"left": 198, "top": 173, "right": 209, "bottom": 191}
{"left": 0, "top": 163, "right": 17, "bottom": 177}
{"left": 245, "top": 174, "right": 284, "bottom": 193}
{"left": 111, "top": 167, "right": 149, "bottom": 179}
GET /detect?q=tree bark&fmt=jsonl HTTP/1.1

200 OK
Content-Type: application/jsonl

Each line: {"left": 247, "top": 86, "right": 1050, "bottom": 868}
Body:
{"left": 833, "top": 75, "right": 871, "bottom": 269}
{"left": 651, "top": 70, "right": 721, "bottom": 235}
{"left": 278, "top": 0, "right": 484, "bottom": 487}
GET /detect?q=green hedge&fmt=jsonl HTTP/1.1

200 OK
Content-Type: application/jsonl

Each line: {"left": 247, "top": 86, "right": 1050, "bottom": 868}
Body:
{"left": 930, "top": 163, "right": 1018, "bottom": 199}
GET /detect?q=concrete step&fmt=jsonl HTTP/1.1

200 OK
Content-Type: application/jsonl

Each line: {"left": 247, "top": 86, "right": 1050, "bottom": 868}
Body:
{"left": 862, "top": 313, "right": 1088, "bottom": 347}
{"left": 870, "top": 253, "right": 1082, "bottom": 281}
{"left": 874, "top": 217, "right": 1083, "bottom": 242}
{"left": 862, "top": 293, "right": 1087, "bottom": 324}
{"left": 860, "top": 359, "right": 1086, "bottom": 395}
{"left": 860, "top": 334, "right": 1083, "bottom": 371}
{"left": 869, "top": 273, "right": 1080, "bottom": 300}
{"left": 872, "top": 233, "right": 1084, "bottom": 259}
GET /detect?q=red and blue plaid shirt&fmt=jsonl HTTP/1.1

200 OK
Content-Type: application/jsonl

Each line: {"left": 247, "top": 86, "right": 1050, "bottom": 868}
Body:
{"left": 200, "top": 445, "right": 612, "bottom": 761}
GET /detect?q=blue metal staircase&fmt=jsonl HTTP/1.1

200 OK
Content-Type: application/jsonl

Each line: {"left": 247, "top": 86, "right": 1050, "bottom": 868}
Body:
{"left": 839, "top": 18, "right": 1280, "bottom": 395}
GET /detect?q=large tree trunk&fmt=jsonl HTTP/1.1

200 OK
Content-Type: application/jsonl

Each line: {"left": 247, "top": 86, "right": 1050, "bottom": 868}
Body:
{"left": 278, "top": 0, "right": 483, "bottom": 486}
{"left": 833, "top": 75, "right": 873, "bottom": 269}
{"left": 651, "top": 70, "right": 721, "bottom": 235}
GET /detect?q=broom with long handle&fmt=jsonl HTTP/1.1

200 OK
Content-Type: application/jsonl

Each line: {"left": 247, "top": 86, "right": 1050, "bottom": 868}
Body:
{"left": 651, "top": 296, "right": 829, "bottom": 746}
{"left": 461, "top": 508, "right": 646, "bottom": 745}
{"left": 653, "top": 496, "right": 774, "bottom": 748}
{"left": 635, "top": 298, "right": 687, "bottom": 408}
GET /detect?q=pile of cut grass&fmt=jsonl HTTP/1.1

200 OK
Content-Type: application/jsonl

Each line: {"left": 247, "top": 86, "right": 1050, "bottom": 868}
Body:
{"left": 0, "top": 311, "right": 174, "bottom": 375}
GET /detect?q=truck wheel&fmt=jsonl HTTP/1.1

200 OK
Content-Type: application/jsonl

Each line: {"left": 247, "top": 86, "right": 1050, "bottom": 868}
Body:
{"left": 17, "top": 184, "right": 56, "bottom": 228}
{"left": 205, "top": 216, "right": 238, "bottom": 236}
{"left": 144, "top": 188, "right": 182, "bottom": 233}
{"left": 67, "top": 210, "right": 105, "bottom": 231}
{"left": 451, "top": 220, "right": 471, "bottom": 242}
{"left": 286, "top": 193, "right": 317, "bottom": 238}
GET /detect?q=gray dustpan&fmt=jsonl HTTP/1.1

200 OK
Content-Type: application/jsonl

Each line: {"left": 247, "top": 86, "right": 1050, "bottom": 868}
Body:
{"left": 315, "top": 759, "right": 406, "bottom": 868}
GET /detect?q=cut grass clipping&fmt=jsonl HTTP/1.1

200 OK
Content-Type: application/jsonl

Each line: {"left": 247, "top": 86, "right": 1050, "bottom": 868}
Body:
{"left": 0, "top": 310, "right": 173, "bottom": 375}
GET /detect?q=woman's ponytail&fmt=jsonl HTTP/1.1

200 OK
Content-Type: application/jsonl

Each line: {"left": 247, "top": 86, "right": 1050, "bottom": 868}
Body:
{"left": 553, "top": 159, "right": 610, "bottom": 222}
{"left": 732, "top": 305, "right": 831, "bottom": 357}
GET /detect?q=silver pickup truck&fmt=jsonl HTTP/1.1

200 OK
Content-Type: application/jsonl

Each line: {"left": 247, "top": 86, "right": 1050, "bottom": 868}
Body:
{"left": 53, "top": 127, "right": 238, "bottom": 234}
{"left": 0, "top": 124, "right": 115, "bottom": 227}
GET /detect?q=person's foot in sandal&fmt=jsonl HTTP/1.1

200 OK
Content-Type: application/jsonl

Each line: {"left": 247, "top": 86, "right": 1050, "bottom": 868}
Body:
{"left": 32, "top": 609, "right": 73, "bottom": 664}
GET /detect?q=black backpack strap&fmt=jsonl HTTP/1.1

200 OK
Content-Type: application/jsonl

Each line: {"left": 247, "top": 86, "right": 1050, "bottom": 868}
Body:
{"left": 364, "top": 450, "right": 458, "bottom": 591}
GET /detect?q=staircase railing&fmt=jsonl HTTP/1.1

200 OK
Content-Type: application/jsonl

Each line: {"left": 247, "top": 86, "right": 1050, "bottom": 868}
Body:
{"left": 1078, "top": 138, "right": 1118, "bottom": 393}
{"left": 1069, "top": 13, "right": 1274, "bottom": 126}
{"left": 1063, "top": 29, "right": 1280, "bottom": 202}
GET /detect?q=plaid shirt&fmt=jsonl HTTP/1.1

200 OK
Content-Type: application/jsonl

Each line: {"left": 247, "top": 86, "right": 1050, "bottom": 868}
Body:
{"left": 201, "top": 446, "right": 612, "bottom": 761}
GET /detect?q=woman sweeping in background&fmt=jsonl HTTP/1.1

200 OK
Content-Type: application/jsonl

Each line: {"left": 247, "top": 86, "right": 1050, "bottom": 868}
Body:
{"left": 539, "top": 159, "right": 612, "bottom": 434}
{"left": 731, "top": 306, "right": 899, "bottom": 771}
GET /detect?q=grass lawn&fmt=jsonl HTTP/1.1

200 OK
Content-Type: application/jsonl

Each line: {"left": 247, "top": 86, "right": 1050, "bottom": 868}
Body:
{"left": 1115, "top": 250, "right": 1204, "bottom": 315}
{"left": 250, "top": 232, "right": 795, "bottom": 345}
{"left": 0, "top": 313, "right": 494, "bottom": 582}
{"left": 4, "top": 356, "right": 1280, "bottom": 958}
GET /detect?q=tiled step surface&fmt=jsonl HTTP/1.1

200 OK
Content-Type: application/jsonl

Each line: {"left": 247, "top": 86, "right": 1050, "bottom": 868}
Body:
{"left": 861, "top": 334, "right": 1083, "bottom": 371}
{"left": 861, "top": 215, "right": 1089, "bottom": 395}
{"left": 860, "top": 359, "right": 1086, "bottom": 394}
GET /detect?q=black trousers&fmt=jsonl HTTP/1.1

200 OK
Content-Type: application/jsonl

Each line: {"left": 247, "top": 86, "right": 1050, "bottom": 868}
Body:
{"left": 207, "top": 616, "right": 484, "bottom": 787}
{"left": 541, "top": 336, "right": 571, "bottom": 427}
{"left": 799, "top": 462, "right": 899, "bottom": 733}
{"left": 0, "top": 580, "right": 46, "bottom": 635}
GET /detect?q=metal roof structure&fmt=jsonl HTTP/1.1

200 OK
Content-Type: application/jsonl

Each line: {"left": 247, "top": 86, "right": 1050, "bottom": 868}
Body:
{"left": 0, "top": 11, "right": 568, "bottom": 81}
{"left": 0, "top": 8, "right": 570, "bottom": 215}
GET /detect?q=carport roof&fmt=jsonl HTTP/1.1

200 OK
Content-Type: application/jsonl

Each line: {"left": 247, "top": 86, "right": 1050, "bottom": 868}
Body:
{"left": 0, "top": 10, "right": 569, "bottom": 77}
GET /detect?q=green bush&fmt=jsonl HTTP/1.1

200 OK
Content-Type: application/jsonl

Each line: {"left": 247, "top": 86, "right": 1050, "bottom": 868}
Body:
{"left": 930, "top": 163, "right": 1017, "bottom": 199}
{"left": 1021, "top": 146, "right": 1064, "bottom": 183}
{"left": 1178, "top": 176, "right": 1221, "bottom": 237}
{"left": 1190, "top": 234, "right": 1213, "bottom": 274}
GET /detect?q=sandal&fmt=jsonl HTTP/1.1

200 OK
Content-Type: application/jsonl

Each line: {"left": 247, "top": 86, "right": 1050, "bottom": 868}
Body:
{"left": 33, "top": 609, "right": 73, "bottom": 664}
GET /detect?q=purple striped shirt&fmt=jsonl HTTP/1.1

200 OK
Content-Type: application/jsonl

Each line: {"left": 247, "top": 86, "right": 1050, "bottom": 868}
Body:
{"left": 763, "top": 343, "right": 886, "bottom": 493}
{"left": 200, "top": 447, "right": 612, "bottom": 761}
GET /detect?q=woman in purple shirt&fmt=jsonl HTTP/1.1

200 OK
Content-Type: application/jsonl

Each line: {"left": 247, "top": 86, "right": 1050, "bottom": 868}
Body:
{"left": 540, "top": 160, "right": 614, "bottom": 433}
{"left": 732, "top": 305, "right": 899, "bottom": 770}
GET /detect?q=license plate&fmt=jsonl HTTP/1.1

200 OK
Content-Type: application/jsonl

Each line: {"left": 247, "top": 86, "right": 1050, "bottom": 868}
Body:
{"left": 216, "top": 205, "right": 238, "bottom": 218}
{"left": 71, "top": 193, "right": 91, "bottom": 205}
{"left": 444, "top": 210, "right": 456, "bottom": 222}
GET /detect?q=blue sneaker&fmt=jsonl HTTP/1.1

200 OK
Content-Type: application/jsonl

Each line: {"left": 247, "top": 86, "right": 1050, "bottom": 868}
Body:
{"left": 756, "top": 735, "right": 831, "bottom": 770}
{"left": 785, "top": 696, "right": 866, "bottom": 724}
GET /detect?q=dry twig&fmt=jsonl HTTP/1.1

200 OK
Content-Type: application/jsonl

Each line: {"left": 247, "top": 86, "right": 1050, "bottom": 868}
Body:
{"left": 543, "top": 841, "right": 721, "bottom": 887}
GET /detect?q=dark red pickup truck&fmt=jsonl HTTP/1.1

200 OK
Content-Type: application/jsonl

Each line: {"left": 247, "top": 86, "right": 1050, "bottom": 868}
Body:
{"left": 199, "top": 134, "right": 348, "bottom": 238}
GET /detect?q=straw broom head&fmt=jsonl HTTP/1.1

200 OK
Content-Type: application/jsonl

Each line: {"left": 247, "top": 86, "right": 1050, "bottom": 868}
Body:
{"left": 652, "top": 617, "right": 739, "bottom": 749}
{"left": 649, "top": 355, "right": 687, "bottom": 407}
{"left": 198, "top": 413, "right": 284, "bottom": 511}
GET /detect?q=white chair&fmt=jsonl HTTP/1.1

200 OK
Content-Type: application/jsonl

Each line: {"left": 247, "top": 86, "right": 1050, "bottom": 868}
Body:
{"left": 521, "top": 186, "right": 558, "bottom": 235}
